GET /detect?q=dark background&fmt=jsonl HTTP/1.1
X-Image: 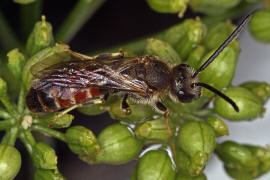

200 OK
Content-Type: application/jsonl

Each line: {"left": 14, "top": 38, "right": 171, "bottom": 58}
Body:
{"left": 1, "top": 0, "right": 195, "bottom": 179}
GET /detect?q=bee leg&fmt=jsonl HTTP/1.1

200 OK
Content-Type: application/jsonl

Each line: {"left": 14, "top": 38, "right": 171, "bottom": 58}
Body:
{"left": 49, "top": 104, "right": 83, "bottom": 128}
{"left": 122, "top": 94, "right": 131, "bottom": 115}
{"left": 155, "top": 102, "right": 172, "bottom": 137}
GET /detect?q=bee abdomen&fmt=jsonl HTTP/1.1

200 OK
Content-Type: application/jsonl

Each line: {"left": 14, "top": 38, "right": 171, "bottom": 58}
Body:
{"left": 26, "top": 87, "right": 102, "bottom": 113}
{"left": 26, "top": 87, "right": 58, "bottom": 113}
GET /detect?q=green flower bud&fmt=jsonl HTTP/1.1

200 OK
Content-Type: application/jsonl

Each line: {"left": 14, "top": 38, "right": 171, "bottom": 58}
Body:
{"left": 35, "top": 113, "right": 73, "bottom": 128}
{"left": 175, "top": 172, "right": 207, "bottom": 180}
{"left": 203, "top": 21, "right": 239, "bottom": 52}
{"left": 189, "top": 0, "right": 241, "bottom": 15}
{"left": 108, "top": 99, "right": 157, "bottom": 123}
{"left": 177, "top": 122, "right": 216, "bottom": 158}
{"left": 135, "top": 117, "right": 174, "bottom": 143}
{"left": 214, "top": 86, "right": 264, "bottom": 121}
{"left": 224, "top": 166, "right": 254, "bottom": 180}
{"left": 7, "top": 49, "right": 25, "bottom": 80}
{"left": 176, "top": 147, "right": 208, "bottom": 176}
{"left": 77, "top": 104, "right": 106, "bottom": 116}
{"left": 137, "top": 149, "right": 176, "bottom": 180}
{"left": 162, "top": 22, "right": 187, "bottom": 47}
{"left": 65, "top": 126, "right": 100, "bottom": 158}
{"left": 32, "top": 142, "right": 57, "bottom": 170}
{"left": 145, "top": 38, "right": 182, "bottom": 64}
{"left": 77, "top": 95, "right": 118, "bottom": 116}
{"left": 244, "top": 145, "right": 270, "bottom": 176}
{"left": 34, "top": 169, "right": 65, "bottom": 180}
{"left": 249, "top": 9, "right": 270, "bottom": 43}
{"left": 23, "top": 43, "right": 69, "bottom": 88}
{"left": 205, "top": 116, "right": 229, "bottom": 137}
{"left": 96, "top": 124, "right": 142, "bottom": 164}
{"left": 0, "top": 78, "right": 7, "bottom": 97}
{"left": 240, "top": 81, "right": 270, "bottom": 104}
{"left": 216, "top": 141, "right": 259, "bottom": 171}
{"left": 26, "top": 15, "right": 54, "bottom": 56}
{"left": 199, "top": 46, "right": 239, "bottom": 97}
{"left": 175, "top": 18, "right": 206, "bottom": 60}
{"left": 186, "top": 45, "right": 206, "bottom": 69}
{"left": 0, "top": 144, "right": 21, "bottom": 180}
{"left": 146, "top": 0, "right": 188, "bottom": 17}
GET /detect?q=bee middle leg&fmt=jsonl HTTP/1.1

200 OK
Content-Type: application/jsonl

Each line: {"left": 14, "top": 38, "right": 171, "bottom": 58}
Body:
{"left": 122, "top": 94, "right": 131, "bottom": 115}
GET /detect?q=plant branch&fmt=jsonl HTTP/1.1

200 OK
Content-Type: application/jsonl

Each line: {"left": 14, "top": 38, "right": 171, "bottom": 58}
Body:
{"left": 31, "top": 125, "right": 67, "bottom": 142}
{"left": 20, "top": 0, "right": 43, "bottom": 40}
{"left": 19, "top": 129, "right": 36, "bottom": 154}
{"left": 55, "top": 0, "right": 106, "bottom": 43}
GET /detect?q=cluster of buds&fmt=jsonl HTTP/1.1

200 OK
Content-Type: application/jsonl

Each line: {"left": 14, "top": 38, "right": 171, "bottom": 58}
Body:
{"left": 0, "top": 0, "right": 270, "bottom": 179}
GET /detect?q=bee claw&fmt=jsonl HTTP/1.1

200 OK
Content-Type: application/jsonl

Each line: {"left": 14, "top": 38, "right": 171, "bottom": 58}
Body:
{"left": 124, "top": 108, "right": 131, "bottom": 115}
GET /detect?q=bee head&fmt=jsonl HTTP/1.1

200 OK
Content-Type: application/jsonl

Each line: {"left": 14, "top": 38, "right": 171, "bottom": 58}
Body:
{"left": 170, "top": 64, "right": 201, "bottom": 102}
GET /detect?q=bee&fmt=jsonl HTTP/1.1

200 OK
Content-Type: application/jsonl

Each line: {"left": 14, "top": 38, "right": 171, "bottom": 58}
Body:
{"left": 26, "top": 14, "right": 252, "bottom": 117}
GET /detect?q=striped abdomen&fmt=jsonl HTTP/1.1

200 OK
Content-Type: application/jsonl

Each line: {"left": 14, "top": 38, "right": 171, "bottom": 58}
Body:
{"left": 26, "top": 86, "right": 102, "bottom": 113}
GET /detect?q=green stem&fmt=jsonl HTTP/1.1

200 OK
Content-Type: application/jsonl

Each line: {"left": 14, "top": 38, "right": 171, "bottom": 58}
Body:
{"left": 0, "top": 11, "right": 23, "bottom": 52}
{"left": 194, "top": 108, "right": 215, "bottom": 117}
{"left": 55, "top": 0, "right": 106, "bottom": 43}
{"left": 17, "top": 84, "right": 26, "bottom": 114}
{"left": 20, "top": 0, "right": 43, "bottom": 41}
{"left": 31, "top": 125, "right": 67, "bottom": 142}
{"left": 0, "top": 120, "right": 13, "bottom": 131}
{"left": 6, "top": 127, "right": 18, "bottom": 146}
{"left": 19, "top": 129, "right": 36, "bottom": 154}
{"left": 1, "top": 130, "right": 10, "bottom": 144}
{"left": 0, "top": 107, "right": 11, "bottom": 119}
{"left": 89, "top": 33, "right": 163, "bottom": 55}
{"left": 0, "top": 96, "right": 17, "bottom": 116}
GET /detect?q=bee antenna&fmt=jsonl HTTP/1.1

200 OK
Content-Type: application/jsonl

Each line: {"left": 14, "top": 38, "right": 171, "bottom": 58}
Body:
{"left": 192, "top": 82, "right": 239, "bottom": 112}
{"left": 192, "top": 12, "right": 252, "bottom": 78}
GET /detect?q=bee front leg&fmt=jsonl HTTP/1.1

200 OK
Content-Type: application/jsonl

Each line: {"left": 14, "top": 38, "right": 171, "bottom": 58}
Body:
{"left": 155, "top": 102, "right": 169, "bottom": 118}
{"left": 155, "top": 101, "right": 172, "bottom": 137}
{"left": 122, "top": 94, "right": 131, "bottom": 115}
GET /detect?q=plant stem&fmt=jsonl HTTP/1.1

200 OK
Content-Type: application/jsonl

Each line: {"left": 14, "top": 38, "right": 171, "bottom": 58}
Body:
{"left": 6, "top": 127, "right": 18, "bottom": 146}
{"left": 0, "top": 107, "right": 11, "bottom": 119}
{"left": 0, "top": 96, "right": 17, "bottom": 116}
{"left": 17, "top": 84, "right": 26, "bottom": 114}
{"left": 31, "top": 125, "right": 67, "bottom": 142}
{"left": 20, "top": 0, "right": 43, "bottom": 41}
{"left": 55, "top": 0, "right": 106, "bottom": 43}
{"left": 0, "top": 11, "right": 23, "bottom": 52}
{"left": 19, "top": 129, "right": 36, "bottom": 154}
{"left": 89, "top": 33, "right": 163, "bottom": 55}
{"left": 0, "top": 120, "right": 13, "bottom": 131}
{"left": 1, "top": 130, "right": 10, "bottom": 144}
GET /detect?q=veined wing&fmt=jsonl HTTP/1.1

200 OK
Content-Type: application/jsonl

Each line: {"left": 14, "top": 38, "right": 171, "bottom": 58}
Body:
{"left": 30, "top": 43, "right": 124, "bottom": 79}
{"left": 35, "top": 57, "right": 149, "bottom": 95}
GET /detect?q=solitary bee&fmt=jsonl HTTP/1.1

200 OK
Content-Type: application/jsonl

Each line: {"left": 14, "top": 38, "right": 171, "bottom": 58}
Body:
{"left": 26, "top": 14, "right": 251, "bottom": 117}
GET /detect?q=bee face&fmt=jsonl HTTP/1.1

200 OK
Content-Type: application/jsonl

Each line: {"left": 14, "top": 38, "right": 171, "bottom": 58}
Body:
{"left": 170, "top": 64, "right": 201, "bottom": 102}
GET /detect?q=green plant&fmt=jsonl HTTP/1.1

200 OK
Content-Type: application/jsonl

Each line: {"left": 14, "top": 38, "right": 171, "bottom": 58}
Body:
{"left": 0, "top": 0, "right": 270, "bottom": 179}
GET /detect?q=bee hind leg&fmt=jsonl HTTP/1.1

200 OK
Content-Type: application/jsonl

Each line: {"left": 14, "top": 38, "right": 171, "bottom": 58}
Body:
{"left": 49, "top": 104, "right": 83, "bottom": 128}
{"left": 122, "top": 94, "right": 131, "bottom": 115}
{"left": 94, "top": 51, "right": 124, "bottom": 61}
